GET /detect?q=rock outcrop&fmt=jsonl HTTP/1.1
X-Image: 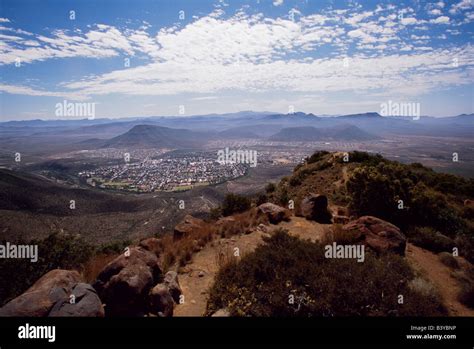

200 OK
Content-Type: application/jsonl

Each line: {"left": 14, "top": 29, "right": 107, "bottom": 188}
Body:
{"left": 0, "top": 269, "right": 103, "bottom": 317}
{"left": 341, "top": 216, "right": 407, "bottom": 255}
{"left": 173, "top": 215, "right": 206, "bottom": 240}
{"left": 300, "top": 194, "right": 332, "bottom": 223}
{"left": 257, "top": 203, "right": 291, "bottom": 224}
{"left": 49, "top": 283, "right": 104, "bottom": 317}
{"left": 93, "top": 247, "right": 161, "bottom": 316}
{"left": 149, "top": 284, "right": 174, "bottom": 317}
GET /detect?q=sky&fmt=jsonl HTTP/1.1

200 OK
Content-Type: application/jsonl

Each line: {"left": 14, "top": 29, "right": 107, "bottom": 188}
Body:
{"left": 0, "top": 0, "right": 473, "bottom": 121}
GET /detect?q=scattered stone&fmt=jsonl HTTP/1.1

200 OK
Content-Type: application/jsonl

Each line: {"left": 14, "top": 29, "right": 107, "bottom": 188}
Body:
{"left": 198, "top": 271, "right": 205, "bottom": 278}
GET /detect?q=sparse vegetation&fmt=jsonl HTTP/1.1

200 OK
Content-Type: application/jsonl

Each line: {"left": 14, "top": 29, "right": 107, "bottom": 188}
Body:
{"left": 407, "top": 227, "right": 455, "bottom": 254}
{"left": 438, "top": 252, "right": 459, "bottom": 269}
{"left": 221, "top": 193, "right": 252, "bottom": 216}
{"left": 207, "top": 230, "right": 446, "bottom": 316}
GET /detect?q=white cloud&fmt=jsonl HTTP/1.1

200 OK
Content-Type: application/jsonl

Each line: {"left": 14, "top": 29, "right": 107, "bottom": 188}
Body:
{"left": 449, "top": 0, "right": 473, "bottom": 14}
{"left": 0, "top": 18, "right": 10, "bottom": 23}
{"left": 428, "top": 9, "right": 442, "bottom": 16}
{"left": 273, "top": 0, "right": 283, "bottom": 6}
{"left": 430, "top": 15, "right": 450, "bottom": 23}
{"left": 1, "top": 5, "right": 472, "bottom": 106}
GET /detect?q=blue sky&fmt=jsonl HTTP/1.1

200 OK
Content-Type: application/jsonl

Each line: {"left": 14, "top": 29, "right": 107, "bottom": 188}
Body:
{"left": 0, "top": 0, "right": 473, "bottom": 120}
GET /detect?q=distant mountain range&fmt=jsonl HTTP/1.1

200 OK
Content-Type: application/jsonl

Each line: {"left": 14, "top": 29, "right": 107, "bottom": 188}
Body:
{"left": 102, "top": 125, "right": 208, "bottom": 149}
{"left": 269, "top": 124, "right": 378, "bottom": 142}
{"left": 1, "top": 112, "right": 472, "bottom": 151}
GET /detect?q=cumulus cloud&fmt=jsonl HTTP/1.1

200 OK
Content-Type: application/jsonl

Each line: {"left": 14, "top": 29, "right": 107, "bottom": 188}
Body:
{"left": 1, "top": 4, "right": 473, "bottom": 104}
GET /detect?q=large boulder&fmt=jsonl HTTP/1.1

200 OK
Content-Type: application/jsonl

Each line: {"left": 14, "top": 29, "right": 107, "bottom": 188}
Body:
{"left": 93, "top": 247, "right": 161, "bottom": 316}
{"left": 0, "top": 269, "right": 103, "bottom": 317}
{"left": 163, "top": 271, "right": 182, "bottom": 303}
{"left": 300, "top": 194, "right": 332, "bottom": 223}
{"left": 211, "top": 308, "right": 231, "bottom": 317}
{"left": 257, "top": 203, "right": 291, "bottom": 224}
{"left": 49, "top": 283, "right": 104, "bottom": 317}
{"left": 341, "top": 216, "right": 407, "bottom": 255}
{"left": 173, "top": 215, "right": 206, "bottom": 240}
{"left": 149, "top": 284, "right": 174, "bottom": 317}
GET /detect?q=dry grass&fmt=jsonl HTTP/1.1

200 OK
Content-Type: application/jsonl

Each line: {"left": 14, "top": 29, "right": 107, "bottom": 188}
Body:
{"left": 82, "top": 253, "right": 120, "bottom": 284}
{"left": 322, "top": 223, "right": 361, "bottom": 245}
{"left": 158, "top": 208, "right": 267, "bottom": 272}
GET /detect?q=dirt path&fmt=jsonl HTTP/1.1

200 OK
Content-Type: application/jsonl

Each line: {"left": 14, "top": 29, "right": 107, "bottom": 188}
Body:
{"left": 174, "top": 217, "right": 330, "bottom": 316}
{"left": 406, "top": 243, "right": 474, "bottom": 316}
{"left": 174, "top": 230, "right": 267, "bottom": 316}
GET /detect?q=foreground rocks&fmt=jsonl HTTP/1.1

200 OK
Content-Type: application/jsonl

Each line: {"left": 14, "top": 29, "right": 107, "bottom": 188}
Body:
{"left": 257, "top": 203, "right": 291, "bottom": 224}
{"left": 0, "top": 270, "right": 103, "bottom": 317}
{"left": 174, "top": 215, "right": 206, "bottom": 240}
{"left": 93, "top": 247, "right": 162, "bottom": 316}
{"left": 341, "top": 216, "right": 407, "bottom": 256}
{"left": 299, "top": 194, "right": 333, "bottom": 223}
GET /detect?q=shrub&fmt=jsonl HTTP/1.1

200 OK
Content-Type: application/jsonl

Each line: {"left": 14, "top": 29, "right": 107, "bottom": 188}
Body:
{"left": 456, "top": 235, "right": 474, "bottom": 264}
{"left": 438, "top": 252, "right": 459, "bottom": 269}
{"left": 407, "top": 227, "right": 455, "bottom": 253}
{"left": 256, "top": 193, "right": 268, "bottom": 206}
{"left": 221, "top": 193, "right": 251, "bottom": 216}
{"left": 265, "top": 182, "right": 276, "bottom": 193}
{"left": 0, "top": 232, "right": 93, "bottom": 306}
{"left": 206, "top": 230, "right": 446, "bottom": 317}
{"left": 459, "top": 282, "right": 474, "bottom": 309}
{"left": 97, "top": 239, "right": 131, "bottom": 255}
{"left": 306, "top": 151, "right": 329, "bottom": 164}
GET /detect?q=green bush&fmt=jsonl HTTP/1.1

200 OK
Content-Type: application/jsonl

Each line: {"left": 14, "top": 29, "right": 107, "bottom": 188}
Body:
{"left": 0, "top": 232, "right": 93, "bottom": 306}
{"left": 407, "top": 227, "right": 455, "bottom": 253}
{"left": 221, "top": 193, "right": 251, "bottom": 216}
{"left": 438, "top": 252, "right": 459, "bottom": 269}
{"left": 456, "top": 235, "right": 474, "bottom": 264}
{"left": 207, "top": 230, "right": 446, "bottom": 317}
{"left": 306, "top": 151, "right": 329, "bottom": 164}
{"left": 346, "top": 161, "right": 468, "bottom": 235}
{"left": 265, "top": 182, "right": 276, "bottom": 193}
{"left": 459, "top": 280, "right": 474, "bottom": 309}
{"left": 97, "top": 239, "right": 131, "bottom": 255}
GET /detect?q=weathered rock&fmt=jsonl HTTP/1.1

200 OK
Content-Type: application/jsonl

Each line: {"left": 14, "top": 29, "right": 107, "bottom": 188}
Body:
{"left": 49, "top": 283, "right": 104, "bottom": 317}
{"left": 102, "top": 263, "right": 153, "bottom": 316}
{"left": 173, "top": 215, "right": 206, "bottom": 240}
{"left": 300, "top": 194, "right": 332, "bottom": 223}
{"left": 139, "top": 237, "right": 162, "bottom": 256}
{"left": 149, "top": 284, "right": 174, "bottom": 317}
{"left": 93, "top": 247, "right": 161, "bottom": 316}
{"left": 211, "top": 308, "right": 231, "bottom": 317}
{"left": 257, "top": 203, "right": 290, "bottom": 224}
{"left": 0, "top": 270, "right": 83, "bottom": 317}
{"left": 163, "top": 271, "right": 182, "bottom": 303}
{"left": 341, "top": 216, "right": 407, "bottom": 255}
